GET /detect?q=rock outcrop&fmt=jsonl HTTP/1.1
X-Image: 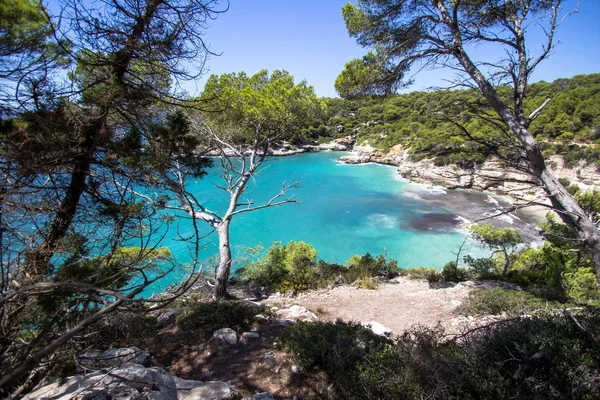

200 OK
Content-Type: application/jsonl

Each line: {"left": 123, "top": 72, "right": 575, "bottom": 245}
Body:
{"left": 78, "top": 347, "right": 150, "bottom": 370}
{"left": 317, "top": 136, "right": 355, "bottom": 151}
{"left": 24, "top": 362, "right": 232, "bottom": 400}
{"left": 338, "top": 144, "right": 600, "bottom": 201}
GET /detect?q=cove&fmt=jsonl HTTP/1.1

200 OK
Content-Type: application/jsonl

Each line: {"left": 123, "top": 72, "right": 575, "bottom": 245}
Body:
{"left": 153, "top": 151, "right": 541, "bottom": 294}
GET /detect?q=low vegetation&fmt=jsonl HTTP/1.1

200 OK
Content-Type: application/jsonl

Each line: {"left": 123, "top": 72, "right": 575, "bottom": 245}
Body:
{"left": 237, "top": 241, "right": 400, "bottom": 294}
{"left": 277, "top": 309, "right": 600, "bottom": 399}
{"left": 175, "top": 300, "right": 264, "bottom": 336}
{"left": 300, "top": 74, "right": 600, "bottom": 169}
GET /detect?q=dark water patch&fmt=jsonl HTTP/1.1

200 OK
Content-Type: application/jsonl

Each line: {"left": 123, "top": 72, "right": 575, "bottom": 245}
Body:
{"left": 403, "top": 187, "right": 544, "bottom": 242}
{"left": 403, "top": 212, "right": 461, "bottom": 233}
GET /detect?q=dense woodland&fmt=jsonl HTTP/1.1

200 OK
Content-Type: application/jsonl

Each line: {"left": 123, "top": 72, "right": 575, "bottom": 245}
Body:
{"left": 300, "top": 73, "right": 600, "bottom": 167}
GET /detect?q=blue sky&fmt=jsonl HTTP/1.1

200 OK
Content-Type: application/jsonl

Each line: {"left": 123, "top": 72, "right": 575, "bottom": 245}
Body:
{"left": 194, "top": 0, "right": 600, "bottom": 98}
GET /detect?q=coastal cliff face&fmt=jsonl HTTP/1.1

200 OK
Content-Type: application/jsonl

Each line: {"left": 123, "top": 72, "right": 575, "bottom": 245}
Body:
{"left": 338, "top": 143, "right": 600, "bottom": 202}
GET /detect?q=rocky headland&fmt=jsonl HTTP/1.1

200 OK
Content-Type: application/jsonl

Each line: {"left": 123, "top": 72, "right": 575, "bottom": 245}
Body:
{"left": 336, "top": 141, "right": 600, "bottom": 203}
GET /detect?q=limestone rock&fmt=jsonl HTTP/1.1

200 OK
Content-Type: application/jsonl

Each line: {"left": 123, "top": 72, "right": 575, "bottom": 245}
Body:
{"left": 318, "top": 136, "right": 354, "bottom": 151}
{"left": 244, "top": 392, "right": 275, "bottom": 400}
{"left": 23, "top": 364, "right": 232, "bottom": 400}
{"left": 240, "top": 332, "right": 260, "bottom": 344}
{"left": 172, "top": 376, "right": 232, "bottom": 400}
{"left": 156, "top": 308, "right": 181, "bottom": 328}
{"left": 338, "top": 155, "right": 371, "bottom": 164}
{"left": 78, "top": 347, "right": 150, "bottom": 369}
{"left": 212, "top": 327, "right": 238, "bottom": 345}
{"left": 276, "top": 305, "right": 318, "bottom": 322}
{"left": 361, "top": 321, "right": 393, "bottom": 337}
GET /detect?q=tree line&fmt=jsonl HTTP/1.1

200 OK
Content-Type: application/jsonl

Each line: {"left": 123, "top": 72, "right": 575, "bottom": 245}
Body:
{"left": 300, "top": 73, "right": 600, "bottom": 168}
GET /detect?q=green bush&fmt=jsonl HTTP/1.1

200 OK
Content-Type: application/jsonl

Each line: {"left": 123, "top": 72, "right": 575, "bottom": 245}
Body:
{"left": 240, "top": 242, "right": 400, "bottom": 294}
{"left": 278, "top": 310, "right": 600, "bottom": 399}
{"left": 562, "top": 267, "right": 600, "bottom": 306}
{"left": 440, "top": 261, "right": 468, "bottom": 282}
{"left": 277, "top": 320, "right": 391, "bottom": 393}
{"left": 344, "top": 253, "right": 400, "bottom": 284}
{"left": 175, "top": 301, "right": 261, "bottom": 336}
{"left": 239, "top": 241, "right": 327, "bottom": 294}
{"left": 404, "top": 267, "right": 442, "bottom": 283}
{"left": 467, "top": 288, "right": 569, "bottom": 317}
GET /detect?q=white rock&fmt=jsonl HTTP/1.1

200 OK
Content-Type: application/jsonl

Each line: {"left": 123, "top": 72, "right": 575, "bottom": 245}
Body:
{"left": 23, "top": 365, "right": 232, "bottom": 400}
{"left": 212, "top": 327, "right": 238, "bottom": 345}
{"left": 172, "top": 376, "right": 232, "bottom": 400}
{"left": 361, "top": 321, "right": 393, "bottom": 337}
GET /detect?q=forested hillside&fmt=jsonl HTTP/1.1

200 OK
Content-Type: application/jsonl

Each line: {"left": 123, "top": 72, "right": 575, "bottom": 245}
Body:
{"left": 302, "top": 73, "right": 600, "bottom": 168}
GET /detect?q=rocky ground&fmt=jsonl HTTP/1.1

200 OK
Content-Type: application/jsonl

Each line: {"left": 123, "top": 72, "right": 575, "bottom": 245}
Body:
{"left": 27, "top": 278, "right": 517, "bottom": 400}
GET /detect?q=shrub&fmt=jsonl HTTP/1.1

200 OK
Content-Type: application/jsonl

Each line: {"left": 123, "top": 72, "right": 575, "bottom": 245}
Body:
{"left": 440, "top": 261, "right": 468, "bottom": 282}
{"left": 278, "top": 311, "right": 600, "bottom": 399}
{"left": 175, "top": 301, "right": 261, "bottom": 336}
{"left": 404, "top": 267, "right": 441, "bottom": 282}
{"left": 241, "top": 242, "right": 399, "bottom": 294}
{"left": 562, "top": 267, "right": 600, "bottom": 306}
{"left": 467, "top": 288, "right": 569, "bottom": 317}
{"left": 276, "top": 320, "right": 391, "bottom": 394}
{"left": 344, "top": 253, "right": 400, "bottom": 283}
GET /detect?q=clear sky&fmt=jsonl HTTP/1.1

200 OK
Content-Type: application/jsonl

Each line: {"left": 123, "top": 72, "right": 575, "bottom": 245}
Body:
{"left": 194, "top": 0, "right": 600, "bottom": 98}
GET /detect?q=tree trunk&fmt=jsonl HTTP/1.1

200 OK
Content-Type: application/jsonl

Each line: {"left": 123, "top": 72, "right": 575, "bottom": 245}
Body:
{"left": 214, "top": 221, "right": 232, "bottom": 299}
{"left": 455, "top": 49, "right": 600, "bottom": 285}
{"left": 501, "top": 247, "right": 510, "bottom": 276}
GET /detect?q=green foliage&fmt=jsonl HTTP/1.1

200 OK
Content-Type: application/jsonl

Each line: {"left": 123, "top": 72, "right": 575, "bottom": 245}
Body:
{"left": 278, "top": 311, "right": 600, "bottom": 399}
{"left": 200, "top": 69, "right": 326, "bottom": 143}
{"left": 0, "top": 0, "right": 68, "bottom": 78}
{"left": 344, "top": 253, "right": 400, "bottom": 283}
{"left": 239, "top": 241, "right": 330, "bottom": 294}
{"left": 298, "top": 74, "right": 600, "bottom": 168}
{"left": 175, "top": 300, "right": 262, "bottom": 336}
{"left": 440, "top": 261, "right": 468, "bottom": 282}
{"left": 467, "top": 288, "right": 570, "bottom": 317}
{"left": 469, "top": 224, "right": 522, "bottom": 249}
{"left": 240, "top": 242, "right": 401, "bottom": 294}
{"left": 276, "top": 319, "right": 391, "bottom": 380}
{"left": 562, "top": 267, "right": 600, "bottom": 306}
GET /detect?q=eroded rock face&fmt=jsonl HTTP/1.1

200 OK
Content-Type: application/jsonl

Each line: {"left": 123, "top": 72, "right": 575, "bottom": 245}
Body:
{"left": 23, "top": 363, "right": 232, "bottom": 400}
{"left": 339, "top": 145, "right": 600, "bottom": 201}
{"left": 318, "top": 136, "right": 355, "bottom": 151}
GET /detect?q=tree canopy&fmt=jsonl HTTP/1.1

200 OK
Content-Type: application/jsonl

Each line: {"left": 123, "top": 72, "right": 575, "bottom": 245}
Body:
{"left": 201, "top": 69, "right": 326, "bottom": 145}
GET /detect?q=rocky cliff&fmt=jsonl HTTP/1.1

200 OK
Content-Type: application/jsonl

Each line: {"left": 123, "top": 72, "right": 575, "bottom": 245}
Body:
{"left": 338, "top": 143, "right": 600, "bottom": 202}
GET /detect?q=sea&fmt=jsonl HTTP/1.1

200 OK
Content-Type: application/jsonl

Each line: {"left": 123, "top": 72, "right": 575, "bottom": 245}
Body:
{"left": 147, "top": 151, "right": 543, "bottom": 295}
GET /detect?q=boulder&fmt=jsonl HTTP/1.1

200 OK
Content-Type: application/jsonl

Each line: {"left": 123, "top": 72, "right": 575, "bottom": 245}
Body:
{"left": 361, "top": 321, "right": 393, "bottom": 337}
{"left": 240, "top": 332, "right": 260, "bottom": 344}
{"left": 156, "top": 308, "right": 181, "bottom": 328}
{"left": 78, "top": 347, "right": 150, "bottom": 370}
{"left": 172, "top": 376, "right": 232, "bottom": 400}
{"left": 212, "top": 327, "right": 238, "bottom": 345}
{"left": 23, "top": 364, "right": 232, "bottom": 400}
{"left": 275, "top": 305, "right": 318, "bottom": 322}
{"left": 338, "top": 155, "right": 371, "bottom": 164}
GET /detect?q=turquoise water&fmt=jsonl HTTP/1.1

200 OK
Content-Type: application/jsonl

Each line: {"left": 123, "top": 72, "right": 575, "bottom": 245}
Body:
{"left": 151, "top": 151, "right": 492, "bottom": 294}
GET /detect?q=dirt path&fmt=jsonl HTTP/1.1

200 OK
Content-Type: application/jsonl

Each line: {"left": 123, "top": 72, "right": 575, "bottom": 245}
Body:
{"left": 263, "top": 278, "right": 511, "bottom": 335}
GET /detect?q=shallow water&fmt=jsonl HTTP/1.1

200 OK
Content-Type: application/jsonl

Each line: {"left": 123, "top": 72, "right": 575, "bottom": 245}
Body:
{"left": 147, "top": 151, "right": 545, "bottom": 295}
